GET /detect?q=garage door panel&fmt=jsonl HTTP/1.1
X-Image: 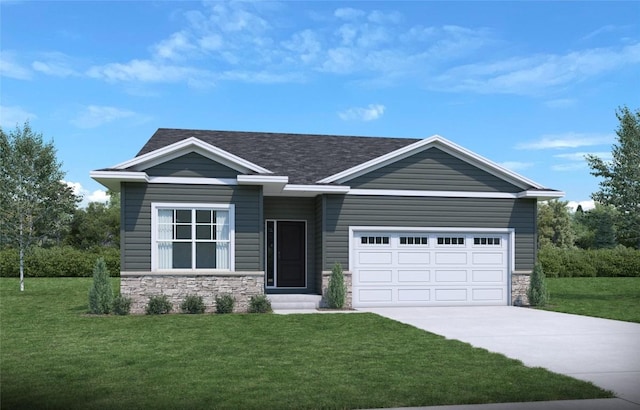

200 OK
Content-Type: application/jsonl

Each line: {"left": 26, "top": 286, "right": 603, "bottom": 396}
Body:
{"left": 472, "top": 270, "right": 504, "bottom": 282}
{"left": 472, "top": 252, "right": 504, "bottom": 265}
{"left": 398, "top": 289, "right": 430, "bottom": 301}
{"left": 358, "top": 251, "right": 392, "bottom": 264}
{"left": 358, "top": 270, "right": 393, "bottom": 283}
{"left": 435, "top": 270, "right": 467, "bottom": 282}
{"left": 435, "top": 252, "right": 468, "bottom": 265}
{"left": 353, "top": 231, "right": 508, "bottom": 307}
{"left": 358, "top": 289, "right": 392, "bottom": 302}
{"left": 398, "top": 270, "right": 430, "bottom": 282}
{"left": 435, "top": 288, "right": 468, "bottom": 301}
{"left": 398, "top": 252, "right": 429, "bottom": 264}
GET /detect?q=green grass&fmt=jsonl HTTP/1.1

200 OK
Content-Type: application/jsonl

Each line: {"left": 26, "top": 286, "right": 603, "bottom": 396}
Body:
{"left": 1, "top": 278, "right": 611, "bottom": 409}
{"left": 544, "top": 277, "right": 640, "bottom": 323}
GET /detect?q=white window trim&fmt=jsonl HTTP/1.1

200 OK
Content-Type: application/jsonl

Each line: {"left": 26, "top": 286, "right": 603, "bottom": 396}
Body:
{"left": 151, "top": 202, "right": 235, "bottom": 272}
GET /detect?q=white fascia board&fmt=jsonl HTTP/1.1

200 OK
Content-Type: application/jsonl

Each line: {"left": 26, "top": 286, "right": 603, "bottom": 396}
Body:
{"left": 147, "top": 177, "right": 237, "bottom": 186}
{"left": 347, "top": 189, "right": 519, "bottom": 199}
{"left": 318, "top": 135, "right": 547, "bottom": 191}
{"left": 112, "top": 137, "right": 272, "bottom": 174}
{"left": 283, "top": 184, "right": 351, "bottom": 194}
{"left": 237, "top": 175, "right": 289, "bottom": 184}
{"left": 517, "top": 190, "right": 565, "bottom": 200}
{"left": 90, "top": 171, "right": 148, "bottom": 191}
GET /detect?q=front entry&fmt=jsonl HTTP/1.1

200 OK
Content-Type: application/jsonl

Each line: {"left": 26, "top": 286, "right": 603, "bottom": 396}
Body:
{"left": 266, "top": 220, "right": 306, "bottom": 288}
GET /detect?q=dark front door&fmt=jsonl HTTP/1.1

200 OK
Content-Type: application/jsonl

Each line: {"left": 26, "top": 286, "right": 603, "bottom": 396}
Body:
{"left": 276, "top": 221, "right": 306, "bottom": 287}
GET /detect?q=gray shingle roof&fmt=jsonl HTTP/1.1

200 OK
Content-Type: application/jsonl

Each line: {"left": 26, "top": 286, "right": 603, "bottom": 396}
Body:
{"left": 137, "top": 128, "right": 420, "bottom": 185}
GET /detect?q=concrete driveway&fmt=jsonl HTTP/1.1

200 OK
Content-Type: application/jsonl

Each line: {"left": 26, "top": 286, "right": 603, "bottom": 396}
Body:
{"left": 358, "top": 307, "right": 640, "bottom": 405}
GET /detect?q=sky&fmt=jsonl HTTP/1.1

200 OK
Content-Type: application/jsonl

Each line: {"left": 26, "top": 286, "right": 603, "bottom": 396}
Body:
{"left": 1, "top": 1, "right": 639, "bottom": 209}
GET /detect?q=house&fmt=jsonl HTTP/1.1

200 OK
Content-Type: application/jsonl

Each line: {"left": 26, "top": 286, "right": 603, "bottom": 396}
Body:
{"left": 91, "top": 128, "right": 563, "bottom": 313}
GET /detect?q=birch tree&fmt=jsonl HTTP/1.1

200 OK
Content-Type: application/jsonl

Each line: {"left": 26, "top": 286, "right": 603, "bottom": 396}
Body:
{"left": 0, "top": 122, "right": 78, "bottom": 291}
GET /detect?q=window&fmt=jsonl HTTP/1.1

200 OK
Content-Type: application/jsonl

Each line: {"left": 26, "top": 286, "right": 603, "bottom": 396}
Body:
{"left": 152, "top": 204, "right": 234, "bottom": 271}
{"left": 437, "top": 236, "right": 465, "bottom": 245}
{"left": 474, "top": 237, "right": 501, "bottom": 246}
{"left": 360, "top": 236, "right": 390, "bottom": 245}
{"left": 400, "top": 236, "right": 428, "bottom": 245}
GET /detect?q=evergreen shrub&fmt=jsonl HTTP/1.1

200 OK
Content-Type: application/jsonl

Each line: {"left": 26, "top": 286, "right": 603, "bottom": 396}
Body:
{"left": 146, "top": 295, "right": 173, "bottom": 315}
{"left": 180, "top": 295, "right": 205, "bottom": 314}
{"left": 112, "top": 295, "right": 132, "bottom": 315}
{"left": 88, "top": 258, "right": 114, "bottom": 314}
{"left": 528, "top": 263, "right": 549, "bottom": 307}
{"left": 327, "top": 262, "right": 346, "bottom": 309}
{"left": 215, "top": 294, "right": 235, "bottom": 314}
{"left": 248, "top": 294, "right": 272, "bottom": 313}
{"left": 0, "top": 246, "right": 119, "bottom": 277}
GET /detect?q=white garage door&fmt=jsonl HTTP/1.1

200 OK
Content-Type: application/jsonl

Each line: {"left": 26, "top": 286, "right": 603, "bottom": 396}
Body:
{"left": 352, "top": 230, "right": 509, "bottom": 307}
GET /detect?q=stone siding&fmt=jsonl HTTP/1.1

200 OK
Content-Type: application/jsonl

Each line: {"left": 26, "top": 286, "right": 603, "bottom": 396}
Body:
{"left": 511, "top": 271, "right": 531, "bottom": 306}
{"left": 121, "top": 273, "right": 264, "bottom": 314}
{"left": 320, "top": 270, "right": 353, "bottom": 309}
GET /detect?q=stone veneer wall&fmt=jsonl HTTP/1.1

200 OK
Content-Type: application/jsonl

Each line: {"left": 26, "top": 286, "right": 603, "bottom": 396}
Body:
{"left": 320, "top": 270, "right": 353, "bottom": 309}
{"left": 511, "top": 271, "right": 531, "bottom": 306}
{"left": 121, "top": 273, "right": 264, "bottom": 314}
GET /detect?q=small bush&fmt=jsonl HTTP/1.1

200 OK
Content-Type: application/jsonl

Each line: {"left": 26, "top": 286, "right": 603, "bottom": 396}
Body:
{"left": 112, "top": 295, "right": 132, "bottom": 316}
{"left": 88, "top": 258, "right": 114, "bottom": 314}
{"left": 528, "top": 263, "right": 549, "bottom": 307}
{"left": 248, "top": 294, "right": 272, "bottom": 313}
{"left": 538, "top": 246, "right": 640, "bottom": 277}
{"left": 215, "top": 294, "right": 235, "bottom": 314}
{"left": 146, "top": 295, "right": 173, "bottom": 315}
{"left": 327, "top": 262, "right": 346, "bottom": 309}
{"left": 180, "top": 295, "right": 205, "bottom": 314}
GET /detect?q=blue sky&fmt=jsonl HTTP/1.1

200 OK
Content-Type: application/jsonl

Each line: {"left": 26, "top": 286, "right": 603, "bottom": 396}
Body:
{"left": 1, "top": 1, "right": 639, "bottom": 208}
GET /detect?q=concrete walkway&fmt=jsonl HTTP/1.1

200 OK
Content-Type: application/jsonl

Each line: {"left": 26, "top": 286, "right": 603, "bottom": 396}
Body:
{"left": 359, "top": 307, "right": 640, "bottom": 408}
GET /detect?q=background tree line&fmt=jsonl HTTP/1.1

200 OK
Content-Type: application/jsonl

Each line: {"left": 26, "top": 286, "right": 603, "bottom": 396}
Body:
{"left": 537, "top": 106, "right": 640, "bottom": 277}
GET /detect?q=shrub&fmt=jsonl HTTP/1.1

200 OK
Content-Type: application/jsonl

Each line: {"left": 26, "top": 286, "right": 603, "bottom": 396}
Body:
{"left": 180, "top": 295, "right": 205, "bottom": 314}
{"left": 146, "top": 295, "right": 173, "bottom": 315}
{"left": 327, "top": 262, "right": 346, "bottom": 309}
{"left": 88, "top": 258, "right": 114, "bottom": 314}
{"left": 248, "top": 294, "right": 272, "bottom": 313}
{"left": 215, "top": 294, "right": 235, "bottom": 314}
{"left": 0, "top": 246, "right": 119, "bottom": 277}
{"left": 112, "top": 295, "right": 132, "bottom": 315}
{"left": 538, "top": 246, "right": 640, "bottom": 277}
{"left": 528, "top": 263, "right": 549, "bottom": 307}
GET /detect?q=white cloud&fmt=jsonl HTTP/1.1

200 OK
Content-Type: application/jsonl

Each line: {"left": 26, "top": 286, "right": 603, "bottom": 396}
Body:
{"left": 497, "top": 161, "right": 534, "bottom": 171}
{"left": 86, "top": 59, "right": 213, "bottom": 84}
{"left": 551, "top": 163, "right": 587, "bottom": 172}
{"left": 0, "top": 105, "right": 37, "bottom": 128}
{"left": 554, "top": 151, "right": 612, "bottom": 161}
{"left": 338, "top": 104, "right": 385, "bottom": 121}
{"left": 0, "top": 51, "right": 31, "bottom": 79}
{"left": 567, "top": 200, "right": 596, "bottom": 212}
{"left": 70, "top": 105, "right": 143, "bottom": 129}
{"left": 152, "top": 31, "right": 196, "bottom": 61}
{"left": 64, "top": 180, "right": 109, "bottom": 207}
{"left": 334, "top": 8, "right": 365, "bottom": 21}
{"left": 433, "top": 42, "right": 640, "bottom": 95}
{"left": 31, "top": 52, "right": 78, "bottom": 77}
{"left": 516, "top": 133, "right": 615, "bottom": 150}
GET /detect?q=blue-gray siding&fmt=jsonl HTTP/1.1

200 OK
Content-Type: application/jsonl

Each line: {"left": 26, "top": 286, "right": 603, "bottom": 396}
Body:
{"left": 145, "top": 152, "right": 241, "bottom": 178}
{"left": 121, "top": 182, "right": 262, "bottom": 272}
{"left": 264, "top": 197, "right": 318, "bottom": 293}
{"left": 322, "top": 195, "right": 536, "bottom": 271}
{"left": 347, "top": 148, "right": 523, "bottom": 192}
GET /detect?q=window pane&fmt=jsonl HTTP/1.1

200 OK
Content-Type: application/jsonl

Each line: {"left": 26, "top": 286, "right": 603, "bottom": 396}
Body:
{"left": 196, "top": 210, "right": 211, "bottom": 223}
{"left": 215, "top": 211, "right": 229, "bottom": 240}
{"left": 196, "top": 225, "right": 211, "bottom": 240}
{"left": 176, "top": 210, "right": 191, "bottom": 223}
{"left": 176, "top": 225, "right": 191, "bottom": 240}
{"left": 173, "top": 242, "right": 192, "bottom": 269}
{"left": 158, "top": 241, "right": 172, "bottom": 269}
{"left": 196, "top": 242, "right": 216, "bottom": 268}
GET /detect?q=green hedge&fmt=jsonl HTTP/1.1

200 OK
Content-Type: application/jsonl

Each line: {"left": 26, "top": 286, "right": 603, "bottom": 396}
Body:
{"left": 539, "top": 246, "right": 640, "bottom": 278}
{"left": 0, "top": 247, "right": 120, "bottom": 277}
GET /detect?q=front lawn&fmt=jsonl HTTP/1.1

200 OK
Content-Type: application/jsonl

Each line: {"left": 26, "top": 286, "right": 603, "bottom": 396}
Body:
{"left": 0, "top": 278, "right": 611, "bottom": 409}
{"left": 544, "top": 277, "right": 640, "bottom": 323}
